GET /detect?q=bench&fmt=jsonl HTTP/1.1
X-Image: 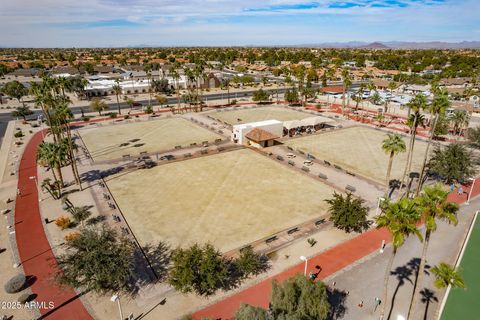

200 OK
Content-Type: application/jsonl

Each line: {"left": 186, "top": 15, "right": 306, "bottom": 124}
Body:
{"left": 334, "top": 164, "right": 343, "bottom": 171}
{"left": 345, "top": 185, "right": 356, "bottom": 193}
{"left": 265, "top": 236, "right": 278, "bottom": 244}
{"left": 301, "top": 166, "right": 310, "bottom": 172}
{"left": 346, "top": 171, "right": 356, "bottom": 176}
{"left": 287, "top": 146, "right": 293, "bottom": 151}
{"left": 287, "top": 227, "right": 299, "bottom": 235}
{"left": 288, "top": 160, "right": 295, "bottom": 166}
{"left": 318, "top": 173, "right": 328, "bottom": 180}
{"left": 276, "top": 155, "right": 284, "bottom": 161}
{"left": 215, "top": 138, "right": 223, "bottom": 144}
{"left": 315, "top": 219, "right": 326, "bottom": 226}
{"left": 218, "top": 147, "right": 225, "bottom": 152}
{"left": 324, "top": 160, "right": 331, "bottom": 166}
{"left": 174, "top": 145, "right": 182, "bottom": 149}
{"left": 184, "top": 153, "right": 192, "bottom": 158}
{"left": 190, "top": 142, "right": 197, "bottom": 147}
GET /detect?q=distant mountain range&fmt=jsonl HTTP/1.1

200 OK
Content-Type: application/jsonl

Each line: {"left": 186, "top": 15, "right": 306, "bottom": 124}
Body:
{"left": 292, "top": 41, "right": 480, "bottom": 49}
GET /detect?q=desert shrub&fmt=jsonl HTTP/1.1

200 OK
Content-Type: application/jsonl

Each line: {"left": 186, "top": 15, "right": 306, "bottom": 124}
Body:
{"left": 230, "top": 99, "right": 237, "bottom": 105}
{"left": 82, "top": 116, "right": 91, "bottom": 122}
{"left": 4, "top": 274, "right": 26, "bottom": 294}
{"left": 55, "top": 216, "right": 72, "bottom": 230}
{"left": 14, "top": 131, "right": 24, "bottom": 138}
{"left": 18, "top": 293, "right": 32, "bottom": 303}
{"left": 108, "top": 112, "right": 118, "bottom": 118}
{"left": 124, "top": 115, "right": 130, "bottom": 120}
{"left": 65, "top": 232, "right": 80, "bottom": 242}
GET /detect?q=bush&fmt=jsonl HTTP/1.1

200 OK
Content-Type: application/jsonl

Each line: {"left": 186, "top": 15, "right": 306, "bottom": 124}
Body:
{"left": 55, "top": 216, "right": 72, "bottom": 230}
{"left": 235, "top": 247, "right": 265, "bottom": 277}
{"left": 65, "top": 232, "right": 80, "bottom": 242}
{"left": 14, "top": 131, "right": 24, "bottom": 138}
{"left": 145, "top": 105, "right": 154, "bottom": 114}
{"left": 108, "top": 112, "right": 118, "bottom": 119}
{"left": 230, "top": 99, "right": 237, "bottom": 105}
{"left": 4, "top": 274, "right": 26, "bottom": 294}
{"left": 82, "top": 116, "right": 91, "bottom": 122}
{"left": 18, "top": 293, "right": 32, "bottom": 304}
{"left": 124, "top": 115, "right": 130, "bottom": 120}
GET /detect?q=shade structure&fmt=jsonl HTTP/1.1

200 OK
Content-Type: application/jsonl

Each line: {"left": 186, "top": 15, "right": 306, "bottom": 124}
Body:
{"left": 283, "top": 116, "right": 335, "bottom": 130}
{"left": 283, "top": 120, "right": 304, "bottom": 130}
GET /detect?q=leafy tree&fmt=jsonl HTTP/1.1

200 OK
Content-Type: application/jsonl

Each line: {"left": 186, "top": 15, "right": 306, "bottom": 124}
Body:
{"left": 168, "top": 243, "right": 228, "bottom": 295}
{"left": 427, "top": 143, "right": 476, "bottom": 184}
{"left": 325, "top": 192, "right": 370, "bottom": 233}
{"left": 151, "top": 79, "right": 171, "bottom": 93}
{"left": 235, "top": 247, "right": 264, "bottom": 277}
{"left": 235, "top": 304, "right": 269, "bottom": 320}
{"left": 375, "top": 198, "right": 422, "bottom": 319}
{"left": 431, "top": 262, "right": 465, "bottom": 290}
{"left": 271, "top": 274, "right": 330, "bottom": 319}
{"left": 56, "top": 227, "right": 133, "bottom": 294}
{"left": 382, "top": 133, "right": 406, "bottom": 194}
{"left": 284, "top": 88, "right": 299, "bottom": 104}
{"left": 90, "top": 97, "right": 108, "bottom": 116}
{"left": 252, "top": 89, "right": 269, "bottom": 102}
{"left": 408, "top": 184, "right": 458, "bottom": 318}
{"left": 11, "top": 106, "right": 34, "bottom": 121}
{"left": 1, "top": 80, "right": 28, "bottom": 106}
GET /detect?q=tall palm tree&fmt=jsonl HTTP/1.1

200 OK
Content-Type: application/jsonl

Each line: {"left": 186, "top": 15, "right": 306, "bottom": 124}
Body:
{"left": 222, "top": 78, "right": 231, "bottom": 105}
{"left": 407, "top": 184, "right": 459, "bottom": 319}
{"left": 450, "top": 111, "right": 470, "bottom": 137}
{"left": 170, "top": 68, "right": 181, "bottom": 111}
{"left": 56, "top": 76, "right": 68, "bottom": 97}
{"left": 400, "top": 94, "right": 427, "bottom": 192}
{"left": 341, "top": 69, "right": 351, "bottom": 116}
{"left": 382, "top": 133, "right": 406, "bottom": 194}
{"left": 416, "top": 90, "right": 450, "bottom": 195}
{"left": 112, "top": 82, "right": 122, "bottom": 115}
{"left": 431, "top": 262, "right": 465, "bottom": 290}
{"left": 375, "top": 198, "right": 423, "bottom": 319}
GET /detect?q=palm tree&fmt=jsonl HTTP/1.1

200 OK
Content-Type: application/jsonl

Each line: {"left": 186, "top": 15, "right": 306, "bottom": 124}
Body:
{"left": 170, "top": 68, "right": 181, "bottom": 111}
{"left": 400, "top": 94, "right": 427, "bottom": 192}
{"left": 375, "top": 198, "right": 423, "bottom": 319}
{"left": 450, "top": 111, "right": 470, "bottom": 137}
{"left": 382, "top": 133, "right": 406, "bottom": 194}
{"left": 112, "top": 82, "right": 122, "bottom": 115}
{"left": 407, "top": 184, "right": 459, "bottom": 319}
{"left": 37, "top": 142, "right": 67, "bottom": 188}
{"left": 416, "top": 91, "right": 450, "bottom": 195}
{"left": 222, "top": 78, "right": 231, "bottom": 105}
{"left": 90, "top": 98, "right": 108, "bottom": 116}
{"left": 431, "top": 262, "right": 465, "bottom": 290}
{"left": 341, "top": 69, "right": 351, "bottom": 116}
{"left": 56, "top": 76, "right": 68, "bottom": 97}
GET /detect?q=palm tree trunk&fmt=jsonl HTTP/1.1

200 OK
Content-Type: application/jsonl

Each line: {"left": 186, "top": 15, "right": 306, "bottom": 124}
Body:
{"left": 381, "top": 250, "right": 397, "bottom": 318}
{"left": 386, "top": 153, "right": 394, "bottom": 194}
{"left": 56, "top": 165, "right": 64, "bottom": 188}
{"left": 400, "top": 126, "right": 416, "bottom": 191}
{"left": 416, "top": 115, "right": 439, "bottom": 195}
{"left": 116, "top": 94, "right": 121, "bottom": 115}
{"left": 66, "top": 127, "right": 82, "bottom": 190}
{"left": 407, "top": 231, "right": 431, "bottom": 320}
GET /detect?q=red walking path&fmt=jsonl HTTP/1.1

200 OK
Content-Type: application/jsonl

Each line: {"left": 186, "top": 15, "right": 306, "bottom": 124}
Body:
{"left": 14, "top": 130, "right": 93, "bottom": 320}
{"left": 194, "top": 179, "right": 480, "bottom": 320}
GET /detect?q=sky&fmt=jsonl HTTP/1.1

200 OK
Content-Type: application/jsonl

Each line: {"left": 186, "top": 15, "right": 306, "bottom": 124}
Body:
{"left": 0, "top": 0, "right": 479, "bottom": 47}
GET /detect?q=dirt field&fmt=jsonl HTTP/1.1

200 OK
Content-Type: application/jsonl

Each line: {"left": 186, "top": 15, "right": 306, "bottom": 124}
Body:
{"left": 211, "top": 106, "right": 312, "bottom": 125}
{"left": 285, "top": 126, "right": 429, "bottom": 184}
{"left": 107, "top": 149, "right": 335, "bottom": 252}
{"left": 79, "top": 117, "right": 222, "bottom": 161}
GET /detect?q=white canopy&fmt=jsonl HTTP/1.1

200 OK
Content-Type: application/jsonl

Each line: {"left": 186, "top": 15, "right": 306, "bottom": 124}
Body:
{"left": 284, "top": 116, "right": 335, "bottom": 129}
{"left": 283, "top": 120, "right": 304, "bottom": 130}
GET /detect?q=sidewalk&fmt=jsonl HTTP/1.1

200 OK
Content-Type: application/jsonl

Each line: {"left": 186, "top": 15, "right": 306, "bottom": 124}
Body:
{"left": 193, "top": 178, "right": 480, "bottom": 319}
{"left": 14, "top": 130, "right": 93, "bottom": 320}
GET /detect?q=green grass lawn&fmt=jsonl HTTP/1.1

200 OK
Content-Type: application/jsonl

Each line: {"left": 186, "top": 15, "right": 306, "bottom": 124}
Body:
{"left": 441, "top": 214, "right": 480, "bottom": 319}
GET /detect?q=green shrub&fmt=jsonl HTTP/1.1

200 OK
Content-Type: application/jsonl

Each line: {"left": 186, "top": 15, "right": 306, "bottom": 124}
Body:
{"left": 230, "top": 99, "right": 237, "bottom": 105}
{"left": 108, "top": 112, "right": 118, "bottom": 119}
{"left": 14, "top": 131, "right": 24, "bottom": 138}
{"left": 124, "top": 115, "right": 130, "bottom": 120}
{"left": 4, "top": 274, "right": 27, "bottom": 294}
{"left": 82, "top": 116, "right": 91, "bottom": 122}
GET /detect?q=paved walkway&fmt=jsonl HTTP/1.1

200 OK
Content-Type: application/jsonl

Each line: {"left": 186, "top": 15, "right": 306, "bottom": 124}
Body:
{"left": 193, "top": 178, "right": 480, "bottom": 319}
{"left": 14, "top": 130, "right": 93, "bottom": 320}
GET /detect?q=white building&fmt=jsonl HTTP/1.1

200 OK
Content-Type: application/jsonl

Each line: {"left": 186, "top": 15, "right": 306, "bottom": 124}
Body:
{"left": 232, "top": 120, "right": 283, "bottom": 145}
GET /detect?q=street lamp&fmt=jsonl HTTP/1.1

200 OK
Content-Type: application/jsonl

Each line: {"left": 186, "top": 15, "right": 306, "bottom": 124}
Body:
{"left": 466, "top": 178, "right": 476, "bottom": 205}
{"left": 300, "top": 256, "right": 308, "bottom": 276}
{"left": 110, "top": 294, "right": 124, "bottom": 320}
{"left": 29, "top": 175, "right": 38, "bottom": 187}
{"left": 375, "top": 197, "right": 386, "bottom": 216}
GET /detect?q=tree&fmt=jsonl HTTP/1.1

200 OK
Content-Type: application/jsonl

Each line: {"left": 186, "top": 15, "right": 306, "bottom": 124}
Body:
{"left": 450, "top": 111, "right": 470, "bottom": 137}
{"left": 112, "top": 83, "right": 122, "bottom": 115}
{"left": 90, "top": 97, "right": 108, "bottom": 116}
{"left": 467, "top": 127, "right": 480, "bottom": 148}
{"left": 155, "top": 95, "right": 168, "bottom": 108}
{"left": 341, "top": 69, "right": 351, "bottom": 116}
{"left": 433, "top": 113, "right": 449, "bottom": 138}
{"left": 325, "top": 192, "right": 370, "bottom": 233}
{"left": 375, "top": 198, "right": 422, "bottom": 319}
{"left": 168, "top": 243, "right": 228, "bottom": 295}
{"left": 382, "top": 133, "right": 406, "bottom": 194}
{"left": 416, "top": 90, "right": 450, "bottom": 195}
{"left": 1, "top": 81, "right": 28, "bottom": 106}
{"left": 427, "top": 143, "right": 476, "bottom": 184}
{"left": 407, "top": 184, "right": 459, "bottom": 319}
{"left": 235, "top": 247, "right": 264, "bottom": 277}
{"left": 431, "top": 262, "right": 465, "bottom": 290}
{"left": 235, "top": 304, "right": 269, "bottom": 320}
{"left": 11, "top": 106, "right": 33, "bottom": 121}
{"left": 37, "top": 142, "right": 67, "bottom": 188}
{"left": 285, "top": 88, "right": 299, "bottom": 104}
{"left": 56, "top": 227, "right": 133, "bottom": 295}
{"left": 271, "top": 274, "right": 330, "bottom": 319}
{"left": 252, "top": 89, "right": 269, "bottom": 103}
{"left": 124, "top": 97, "right": 135, "bottom": 109}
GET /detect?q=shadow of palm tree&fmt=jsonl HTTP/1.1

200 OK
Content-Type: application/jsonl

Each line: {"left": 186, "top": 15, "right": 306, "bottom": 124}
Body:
{"left": 420, "top": 288, "right": 438, "bottom": 320}
{"left": 328, "top": 288, "right": 348, "bottom": 320}
{"left": 387, "top": 263, "right": 415, "bottom": 320}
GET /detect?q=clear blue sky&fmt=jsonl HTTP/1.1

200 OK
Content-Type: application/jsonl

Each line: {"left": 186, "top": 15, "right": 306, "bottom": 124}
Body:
{"left": 0, "top": 0, "right": 478, "bottom": 47}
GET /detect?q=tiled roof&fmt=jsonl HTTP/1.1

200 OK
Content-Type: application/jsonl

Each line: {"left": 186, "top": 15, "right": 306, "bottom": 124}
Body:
{"left": 245, "top": 128, "right": 279, "bottom": 142}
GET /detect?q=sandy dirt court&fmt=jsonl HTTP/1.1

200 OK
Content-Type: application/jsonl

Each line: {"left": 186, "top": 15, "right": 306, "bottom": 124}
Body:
{"left": 107, "top": 149, "right": 335, "bottom": 252}
{"left": 211, "top": 106, "right": 312, "bottom": 125}
{"left": 285, "top": 126, "right": 429, "bottom": 184}
{"left": 79, "top": 117, "right": 222, "bottom": 161}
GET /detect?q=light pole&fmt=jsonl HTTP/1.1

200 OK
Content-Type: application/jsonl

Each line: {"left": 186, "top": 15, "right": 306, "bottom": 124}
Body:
{"left": 110, "top": 294, "right": 124, "bottom": 320}
{"left": 300, "top": 256, "right": 308, "bottom": 276}
{"left": 466, "top": 178, "right": 476, "bottom": 205}
{"left": 375, "top": 197, "right": 385, "bottom": 216}
{"left": 29, "top": 175, "right": 38, "bottom": 189}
